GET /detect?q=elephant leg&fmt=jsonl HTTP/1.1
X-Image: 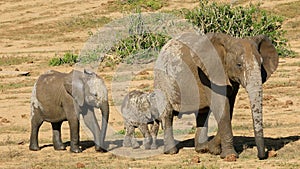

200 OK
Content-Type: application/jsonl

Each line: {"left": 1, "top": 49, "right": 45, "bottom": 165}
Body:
{"left": 195, "top": 107, "right": 212, "bottom": 153}
{"left": 200, "top": 84, "right": 240, "bottom": 156}
{"left": 212, "top": 84, "right": 239, "bottom": 157}
{"left": 229, "top": 81, "right": 240, "bottom": 120}
{"left": 195, "top": 108, "right": 222, "bottom": 155}
{"left": 81, "top": 107, "right": 103, "bottom": 152}
{"left": 204, "top": 132, "right": 222, "bottom": 155}
{"left": 123, "top": 125, "right": 139, "bottom": 149}
{"left": 51, "top": 121, "right": 66, "bottom": 150}
{"left": 123, "top": 126, "right": 132, "bottom": 147}
{"left": 150, "top": 120, "right": 159, "bottom": 149}
{"left": 212, "top": 97, "right": 237, "bottom": 158}
{"left": 99, "top": 101, "right": 109, "bottom": 152}
{"left": 29, "top": 108, "right": 43, "bottom": 151}
{"left": 163, "top": 109, "right": 177, "bottom": 154}
{"left": 138, "top": 124, "right": 151, "bottom": 150}
{"left": 67, "top": 117, "right": 82, "bottom": 153}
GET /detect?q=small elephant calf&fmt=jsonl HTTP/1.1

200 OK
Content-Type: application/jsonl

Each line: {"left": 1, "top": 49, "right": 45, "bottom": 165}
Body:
{"left": 121, "top": 90, "right": 166, "bottom": 149}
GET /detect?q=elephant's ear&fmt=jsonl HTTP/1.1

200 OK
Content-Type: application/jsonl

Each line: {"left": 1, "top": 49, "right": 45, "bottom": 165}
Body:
{"left": 250, "top": 35, "right": 279, "bottom": 83}
{"left": 177, "top": 32, "right": 232, "bottom": 88}
{"left": 64, "top": 70, "right": 85, "bottom": 106}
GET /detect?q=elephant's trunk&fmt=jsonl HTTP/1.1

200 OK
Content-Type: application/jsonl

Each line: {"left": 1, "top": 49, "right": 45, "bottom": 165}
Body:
{"left": 245, "top": 68, "right": 266, "bottom": 160}
{"left": 100, "top": 100, "right": 109, "bottom": 150}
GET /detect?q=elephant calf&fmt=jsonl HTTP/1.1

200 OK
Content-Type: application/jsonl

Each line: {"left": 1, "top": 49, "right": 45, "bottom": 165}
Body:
{"left": 29, "top": 69, "right": 109, "bottom": 153}
{"left": 121, "top": 90, "right": 166, "bottom": 150}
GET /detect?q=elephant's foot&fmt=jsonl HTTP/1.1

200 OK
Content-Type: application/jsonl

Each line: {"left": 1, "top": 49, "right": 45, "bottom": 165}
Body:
{"left": 70, "top": 146, "right": 82, "bottom": 153}
{"left": 195, "top": 141, "right": 209, "bottom": 153}
{"left": 95, "top": 145, "right": 107, "bottom": 152}
{"left": 164, "top": 146, "right": 178, "bottom": 154}
{"left": 29, "top": 144, "right": 40, "bottom": 151}
{"left": 123, "top": 136, "right": 140, "bottom": 149}
{"left": 131, "top": 139, "right": 140, "bottom": 149}
{"left": 123, "top": 136, "right": 132, "bottom": 147}
{"left": 53, "top": 143, "right": 66, "bottom": 151}
{"left": 195, "top": 140, "right": 221, "bottom": 155}
{"left": 141, "top": 138, "right": 151, "bottom": 150}
{"left": 163, "top": 138, "right": 178, "bottom": 154}
{"left": 151, "top": 137, "right": 158, "bottom": 149}
{"left": 151, "top": 143, "right": 158, "bottom": 150}
{"left": 220, "top": 149, "right": 239, "bottom": 159}
{"left": 70, "top": 142, "right": 82, "bottom": 153}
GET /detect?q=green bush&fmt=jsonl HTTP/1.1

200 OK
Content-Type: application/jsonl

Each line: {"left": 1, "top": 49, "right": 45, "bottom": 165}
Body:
{"left": 183, "top": 1, "right": 296, "bottom": 57}
{"left": 110, "top": 32, "right": 170, "bottom": 64}
{"left": 121, "top": 0, "right": 164, "bottom": 11}
{"left": 104, "top": 13, "right": 171, "bottom": 65}
{"left": 49, "top": 52, "right": 78, "bottom": 66}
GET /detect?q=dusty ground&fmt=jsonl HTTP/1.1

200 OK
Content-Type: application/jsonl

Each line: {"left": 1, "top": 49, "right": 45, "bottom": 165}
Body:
{"left": 0, "top": 0, "right": 300, "bottom": 168}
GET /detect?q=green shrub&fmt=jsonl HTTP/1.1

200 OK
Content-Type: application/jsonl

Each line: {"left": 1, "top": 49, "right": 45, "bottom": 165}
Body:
{"left": 49, "top": 52, "right": 78, "bottom": 66}
{"left": 183, "top": 1, "right": 296, "bottom": 57}
{"left": 103, "top": 13, "right": 171, "bottom": 65}
{"left": 146, "top": 0, "right": 163, "bottom": 10}
{"left": 121, "top": 0, "right": 164, "bottom": 11}
{"left": 110, "top": 32, "right": 170, "bottom": 64}
{"left": 116, "top": 129, "right": 126, "bottom": 135}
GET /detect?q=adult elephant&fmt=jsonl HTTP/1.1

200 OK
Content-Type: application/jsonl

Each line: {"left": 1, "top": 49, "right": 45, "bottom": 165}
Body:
{"left": 154, "top": 32, "right": 278, "bottom": 159}
{"left": 29, "top": 70, "right": 109, "bottom": 153}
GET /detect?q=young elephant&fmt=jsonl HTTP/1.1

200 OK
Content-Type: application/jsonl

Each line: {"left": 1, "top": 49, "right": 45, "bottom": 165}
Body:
{"left": 29, "top": 69, "right": 109, "bottom": 153}
{"left": 121, "top": 90, "right": 166, "bottom": 150}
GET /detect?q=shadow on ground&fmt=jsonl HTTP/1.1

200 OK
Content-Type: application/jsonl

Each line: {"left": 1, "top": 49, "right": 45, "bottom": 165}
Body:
{"left": 39, "top": 140, "right": 96, "bottom": 151}
{"left": 178, "top": 135, "right": 300, "bottom": 153}
{"left": 39, "top": 135, "right": 300, "bottom": 156}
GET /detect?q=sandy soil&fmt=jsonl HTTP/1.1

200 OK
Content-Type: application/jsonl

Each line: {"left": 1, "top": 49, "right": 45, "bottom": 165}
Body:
{"left": 0, "top": 0, "right": 300, "bottom": 168}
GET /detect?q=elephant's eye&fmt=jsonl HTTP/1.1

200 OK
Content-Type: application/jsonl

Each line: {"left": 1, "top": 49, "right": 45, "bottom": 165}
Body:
{"left": 237, "top": 63, "right": 242, "bottom": 68}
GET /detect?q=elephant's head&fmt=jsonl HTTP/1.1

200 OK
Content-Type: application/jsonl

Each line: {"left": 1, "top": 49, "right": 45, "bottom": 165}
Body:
{"left": 207, "top": 33, "right": 278, "bottom": 86}
{"left": 64, "top": 69, "right": 109, "bottom": 150}
{"left": 64, "top": 69, "right": 108, "bottom": 109}
{"left": 207, "top": 33, "right": 278, "bottom": 159}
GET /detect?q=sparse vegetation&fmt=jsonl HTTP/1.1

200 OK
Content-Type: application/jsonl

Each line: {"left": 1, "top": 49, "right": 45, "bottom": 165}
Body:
{"left": 109, "top": 32, "right": 170, "bottom": 64}
{"left": 282, "top": 61, "right": 300, "bottom": 67}
{"left": 0, "top": 56, "right": 34, "bottom": 66}
{"left": 49, "top": 52, "right": 78, "bottom": 66}
{"left": 271, "top": 1, "right": 300, "bottom": 18}
{"left": 116, "top": 129, "right": 126, "bottom": 135}
{"left": 0, "top": 79, "right": 35, "bottom": 92}
{"left": 58, "top": 16, "right": 111, "bottom": 32}
{"left": 101, "top": 12, "right": 171, "bottom": 66}
{"left": 113, "top": 0, "right": 166, "bottom": 12}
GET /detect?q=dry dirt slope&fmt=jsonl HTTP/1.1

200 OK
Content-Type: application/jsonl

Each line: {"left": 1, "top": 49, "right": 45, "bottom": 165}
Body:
{"left": 0, "top": 0, "right": 300, "bottom": 169}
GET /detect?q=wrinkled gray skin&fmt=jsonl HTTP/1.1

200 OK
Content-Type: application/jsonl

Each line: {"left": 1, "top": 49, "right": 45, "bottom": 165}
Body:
{"left": 121, "top": 90, "right": 166, "bottom": 150}
{"left": 154, "top": 32, "right": 278, "bottom": 159}
{"left": 29, "top": 70, "right": 109, "bottom": 153}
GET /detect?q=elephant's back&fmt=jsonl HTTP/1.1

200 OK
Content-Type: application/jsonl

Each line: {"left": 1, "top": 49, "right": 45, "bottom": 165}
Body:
{"left": 34, "top": 70, "right": 67, "bottom": 118}
{"left": 121, "top": 90, "right": 152, "bottom": 124}
{"left": 36, "top": 70, "right": 66, "bottom": 95}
